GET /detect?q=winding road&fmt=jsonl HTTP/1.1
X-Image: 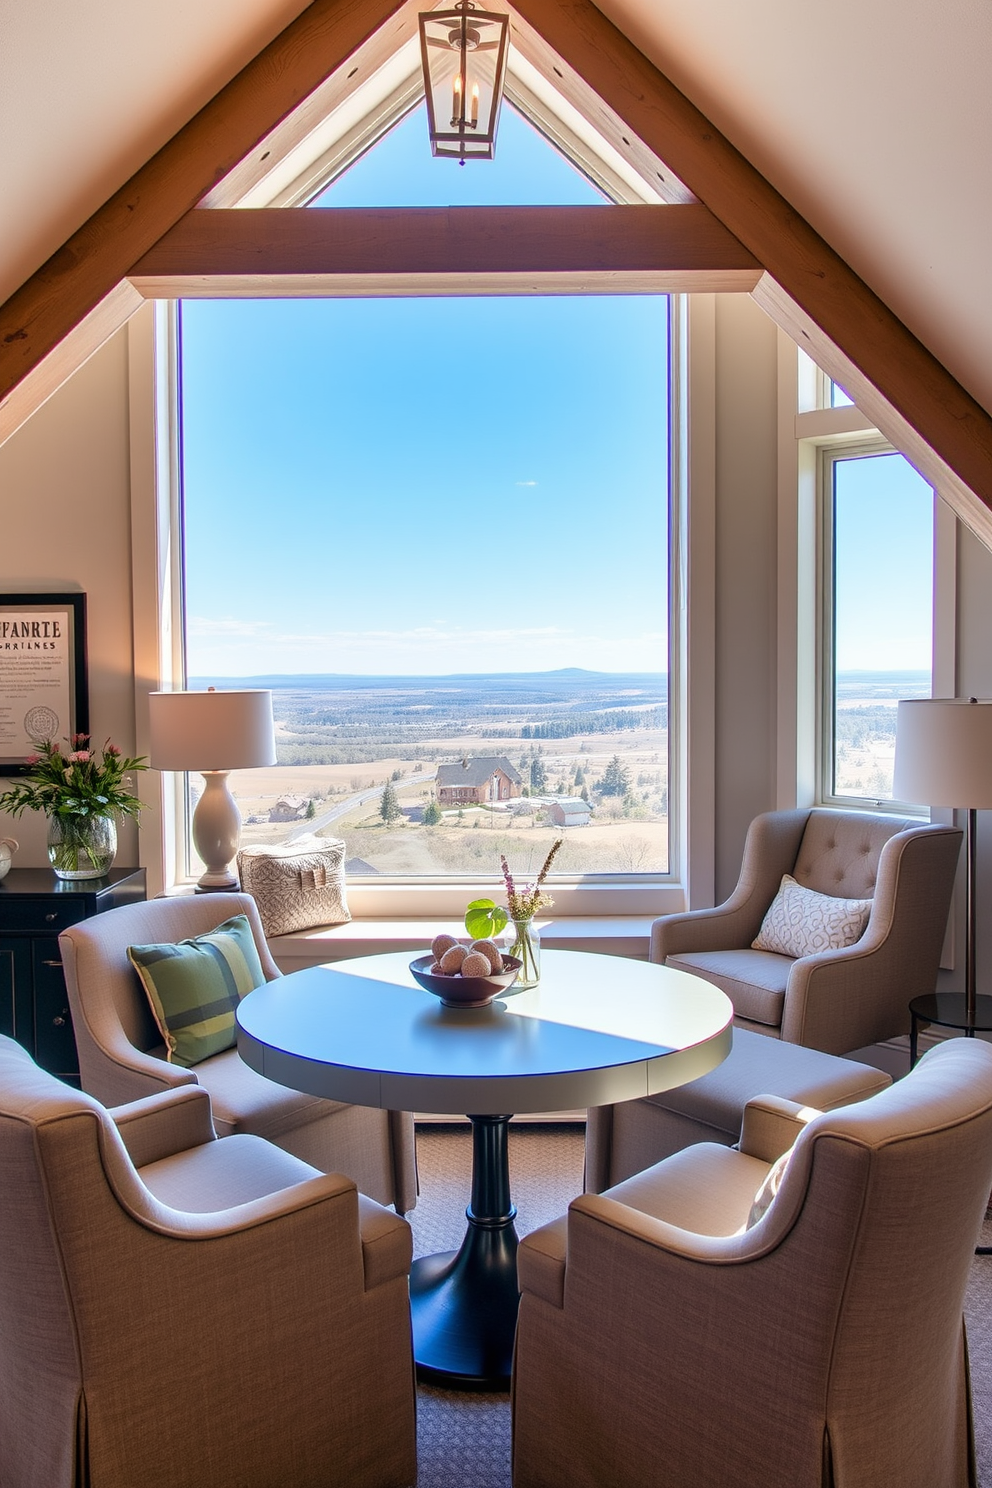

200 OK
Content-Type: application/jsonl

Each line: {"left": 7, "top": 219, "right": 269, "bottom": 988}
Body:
{"left": 286, "top": 770, "right": 435, "bottom": 841}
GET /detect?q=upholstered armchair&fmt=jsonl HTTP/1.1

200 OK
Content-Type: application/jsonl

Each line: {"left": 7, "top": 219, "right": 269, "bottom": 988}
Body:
{"left": 58, "top": 892, "right": 417, "bottom": 1212}
{"left": 651, "top": 807, "right": 962, "bottom": 1054}
{"left": 0, "top": 1034, "right": 416, "bottom": 1488}
{"left": 514, "top": 1038, "right": 992, "bottom": 1488}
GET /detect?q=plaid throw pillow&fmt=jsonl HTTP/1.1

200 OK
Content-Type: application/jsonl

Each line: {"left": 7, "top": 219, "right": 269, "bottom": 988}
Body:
{"left": 127, "top": 914, "right": 266, "bottom": 1067}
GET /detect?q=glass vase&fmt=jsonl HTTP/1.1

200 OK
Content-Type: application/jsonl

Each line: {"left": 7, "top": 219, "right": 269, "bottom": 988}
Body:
{"left": 47, "top": 814, "right": 117, "bottom": 880}
{"left": 506, "top": 916, "right": 541, "bottom": 988}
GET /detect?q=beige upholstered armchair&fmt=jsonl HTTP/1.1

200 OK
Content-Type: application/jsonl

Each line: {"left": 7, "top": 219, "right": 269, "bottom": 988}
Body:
{"left": 58, "top": 893, "right": 417, "bottom": 1212}
{"left": 514, "top": 1038, "right": 992, "bottom": 1488}
{"left": 651, "top": 807, "right": 962, "bottom": 1054}
{"left": 0, "top": 1034, "right": 416, "bottom": 1488}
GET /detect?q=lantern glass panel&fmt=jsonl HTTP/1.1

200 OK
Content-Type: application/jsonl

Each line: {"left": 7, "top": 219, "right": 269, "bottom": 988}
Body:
{"left": 420, "top": 7, "right": 509, "bottom": 160}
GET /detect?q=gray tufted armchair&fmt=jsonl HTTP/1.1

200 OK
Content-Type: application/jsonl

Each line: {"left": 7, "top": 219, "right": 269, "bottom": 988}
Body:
{"left": 650, "top": 807, "right": 962, "bottom": 1054}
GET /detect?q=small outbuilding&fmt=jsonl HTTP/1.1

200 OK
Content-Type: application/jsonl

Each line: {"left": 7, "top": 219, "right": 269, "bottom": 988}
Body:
{"left": 547, "top": 797, "right": 592, "bottom": 827}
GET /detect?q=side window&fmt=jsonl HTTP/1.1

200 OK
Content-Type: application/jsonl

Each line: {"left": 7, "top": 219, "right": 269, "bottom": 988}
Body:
{"left": 820, "top": 446, "right": 934, "bottom": 806}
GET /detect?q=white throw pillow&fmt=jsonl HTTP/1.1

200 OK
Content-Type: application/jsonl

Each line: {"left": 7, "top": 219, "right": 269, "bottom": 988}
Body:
{"left": 751, "top": 874, "right": 871, "bottom": 959}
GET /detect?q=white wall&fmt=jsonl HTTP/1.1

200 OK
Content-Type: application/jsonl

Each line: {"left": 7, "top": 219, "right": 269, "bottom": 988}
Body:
{"left": 0, "top": 328, "right": 140, "bottom": 867}
{"left": 711, "top": 294, "right": 780, "bottom": 901}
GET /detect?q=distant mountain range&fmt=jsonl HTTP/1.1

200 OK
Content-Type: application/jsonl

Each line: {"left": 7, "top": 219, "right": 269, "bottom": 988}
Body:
{"left": 835, "top": 670, "right": 929, "bottom": 700}
{"left": 189, "top": 668, "right": 668, "bottom": 700}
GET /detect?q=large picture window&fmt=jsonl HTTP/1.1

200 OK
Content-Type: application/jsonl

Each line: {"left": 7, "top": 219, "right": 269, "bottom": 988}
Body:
{"left": 177, "top": 106, "right": 673, "bottom": 887}
{"left": 820, "top": 445, "right": 934, "bottom": 806}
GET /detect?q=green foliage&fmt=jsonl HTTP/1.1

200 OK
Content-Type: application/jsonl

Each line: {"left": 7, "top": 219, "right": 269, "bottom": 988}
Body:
{"left": 530, "top": 757, "right": 548, "bottom": 793}
{"left": 521, "top": 707, "right": 666, "bottom": 740}
{"left": 305, "top": 798, "right": 316, "bottom": 819}
{"left": 423, "top": 798, "right": 443, "bottom": 826}
{"left": 464, "top": 898, "right": 509, "bottom": 940}
{"left": 0, "top": 735, "right": 147, "bottom": 822}
{"left": 598, "top": 754, "right": 632, "bottom": 798}
{"left": 379, "top": 780, "right": 402, "bottom": 823}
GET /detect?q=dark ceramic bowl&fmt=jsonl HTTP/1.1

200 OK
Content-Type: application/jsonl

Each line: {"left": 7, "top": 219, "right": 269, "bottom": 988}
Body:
{"left": 408, "top": 953, "right": 522, "bottom": 1008}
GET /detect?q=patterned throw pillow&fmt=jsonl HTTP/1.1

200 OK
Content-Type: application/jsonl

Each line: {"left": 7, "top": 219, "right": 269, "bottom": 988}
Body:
{"left": 751, "top": 874, "right": 871, "bottom": 959}
{"left": 127, "top": 914, "right": 266, "bottom": 1067}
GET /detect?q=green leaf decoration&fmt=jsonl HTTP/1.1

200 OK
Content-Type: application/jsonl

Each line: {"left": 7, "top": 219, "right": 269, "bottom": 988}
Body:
{"left": 464, "top": 898, "right": 509, "bottom": 940}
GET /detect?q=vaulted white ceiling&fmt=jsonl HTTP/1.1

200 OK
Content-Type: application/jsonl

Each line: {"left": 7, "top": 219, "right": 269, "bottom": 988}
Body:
{"left": 4, "top": 0, "right": 991, "bottom": 412}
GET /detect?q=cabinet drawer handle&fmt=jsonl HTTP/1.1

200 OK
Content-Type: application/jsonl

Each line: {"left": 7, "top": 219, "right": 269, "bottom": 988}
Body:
{"left": 45, "top": 913, "right": 58, "bottom": 922}
{"left": 42, "top": 959, "right": 62, "bottom": 968}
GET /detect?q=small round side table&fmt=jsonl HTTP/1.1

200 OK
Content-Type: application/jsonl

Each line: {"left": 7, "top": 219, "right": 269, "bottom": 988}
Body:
{"left": 909, "top": 992, "right": 992, "bottom": 1068}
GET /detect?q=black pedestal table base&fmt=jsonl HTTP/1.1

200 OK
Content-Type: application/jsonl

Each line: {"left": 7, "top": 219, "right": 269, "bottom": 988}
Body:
{"left": 410, "top": 1113, "right": 520, "bottom": 1388}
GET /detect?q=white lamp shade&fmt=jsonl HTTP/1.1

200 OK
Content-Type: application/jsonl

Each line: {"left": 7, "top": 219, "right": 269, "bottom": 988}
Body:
{"left": 893, "top": 698, "right": 992, "bottom": 809}
{"left": 148, "top": 689, "right": 276, "bottom": 772}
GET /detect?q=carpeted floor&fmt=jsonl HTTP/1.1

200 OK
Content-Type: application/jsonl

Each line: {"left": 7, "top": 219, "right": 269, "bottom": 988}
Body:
{"left": 409, "top": 1124, "right": 583, "bottom": 1488}
{"left": 409, "top": 1121, "right": 992, "bottom": 1488}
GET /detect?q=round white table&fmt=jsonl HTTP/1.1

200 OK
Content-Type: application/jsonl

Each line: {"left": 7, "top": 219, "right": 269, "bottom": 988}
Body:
{"left": 237, "top": 948, "right": 732, "bottom": 1387}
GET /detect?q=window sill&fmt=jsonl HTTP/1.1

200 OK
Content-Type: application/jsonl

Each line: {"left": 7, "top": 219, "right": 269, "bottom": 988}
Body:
{"left": 266, "top": 915, "right": 653, "bottom": 974}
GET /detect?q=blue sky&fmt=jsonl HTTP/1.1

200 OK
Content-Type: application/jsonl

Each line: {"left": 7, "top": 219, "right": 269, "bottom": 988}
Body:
{"left": 833, "top": 451, "right": 933, "bottom": 672}
{"left": 179, "top": 103, "right": 931, "bottom": 680}
{"left": 180, "top": 105, "right": 669, "bottom": 678}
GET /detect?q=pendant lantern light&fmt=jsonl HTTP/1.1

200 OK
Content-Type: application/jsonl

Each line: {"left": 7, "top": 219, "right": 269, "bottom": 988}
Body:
{"left": 419, "top": 2, "right": 510, "bottom": 162}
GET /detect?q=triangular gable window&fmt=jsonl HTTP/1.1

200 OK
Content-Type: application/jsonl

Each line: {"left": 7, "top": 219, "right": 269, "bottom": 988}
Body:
{"left": 311, "top": 101, "right": 607, "bottom": 208}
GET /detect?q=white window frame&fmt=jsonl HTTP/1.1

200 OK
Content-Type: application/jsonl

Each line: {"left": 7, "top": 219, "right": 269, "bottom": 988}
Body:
{"left": 816, "top": 436, "right": 931, "bottom": 812}
{"left": 784, "top": 352, "right": 955, "bottom": 821}
{"left": 128, "top": 56, "right": 695, "bottom": 915}
{"left": 133, "top": 289, "right": 684, "bottom": 915}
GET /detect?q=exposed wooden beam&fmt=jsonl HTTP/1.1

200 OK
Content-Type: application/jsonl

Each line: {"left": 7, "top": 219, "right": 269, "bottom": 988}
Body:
{"left": 128, "top": 205, "right": 761, "bottom": 298}
{"left": 0, "top": 282, "right": 145, "bottom": 452}
{"left": 0, "top": 0, "right": 418, "bottom": 443}
{"left": 510, "top": 0, "right": 992, "bottom": 541}
{"left": 753, "top": 277, "right": 992, "bottom": 549}
{"left": 198, "top": 10, "right": 421, "bottom": 208}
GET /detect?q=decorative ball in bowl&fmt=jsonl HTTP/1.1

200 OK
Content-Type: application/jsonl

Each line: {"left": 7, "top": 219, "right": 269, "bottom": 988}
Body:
{"left": 409, "top": 953, "right": 522, "bottom": 1008}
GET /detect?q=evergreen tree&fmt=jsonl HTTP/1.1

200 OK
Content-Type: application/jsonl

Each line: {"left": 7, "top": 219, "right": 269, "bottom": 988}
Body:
{"left": 598, "top": 754, "right": 632, "bottom": 797}
{"left": 530, "top": 757, "right": 548, "bottom": 793}
{"left": 379, "top": 780, "right": 402, "bottom": 823}
{"left": 423, "top": 798, "right": 442, "bottom": 826}
{"left": 305, "top": 798, "right": 316, "bottom": 820}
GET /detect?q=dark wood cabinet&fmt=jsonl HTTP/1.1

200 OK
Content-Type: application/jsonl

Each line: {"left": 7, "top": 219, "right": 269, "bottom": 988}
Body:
{"left": 0, "top": 867, "right": 147, "bottom": 1083}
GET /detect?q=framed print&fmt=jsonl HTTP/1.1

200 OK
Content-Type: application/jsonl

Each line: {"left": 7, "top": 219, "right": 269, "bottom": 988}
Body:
{"left": 0, "top": 593, "right": 89, "bottom": 775}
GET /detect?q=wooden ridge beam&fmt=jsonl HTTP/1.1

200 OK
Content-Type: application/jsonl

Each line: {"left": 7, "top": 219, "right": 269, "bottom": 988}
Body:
{"left": 511, "top": 0, "right": 992, "bottom": 541}
{"left": 129, "top": 205, "right": 761, "bottom": 297}
{"left": 0, "top": 0, "right": 419, "bottom": 442}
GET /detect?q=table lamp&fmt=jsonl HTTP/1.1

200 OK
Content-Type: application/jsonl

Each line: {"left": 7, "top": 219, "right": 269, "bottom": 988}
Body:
{"left": 893, "top": 697, "right": 992, "bottom": 1029}
{"left": 149, "top": 687, "right": 276, "bottom": 891}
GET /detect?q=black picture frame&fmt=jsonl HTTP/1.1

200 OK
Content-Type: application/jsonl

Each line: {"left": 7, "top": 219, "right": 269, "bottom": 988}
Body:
{"left": 0, "top": 593, "right": 89, "bottom": 776}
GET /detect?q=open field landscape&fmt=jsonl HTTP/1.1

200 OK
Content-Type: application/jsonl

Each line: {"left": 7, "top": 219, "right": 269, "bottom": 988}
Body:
{"left": 832, "top": 670, "right": 929, "bottom": 799}
{"left": 195, "top": 669, "right": 669, "bottom": 877}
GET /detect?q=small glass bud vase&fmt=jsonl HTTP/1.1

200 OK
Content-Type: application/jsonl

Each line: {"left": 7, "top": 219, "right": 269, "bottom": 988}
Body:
{"left": 506, "top": 916, "right": 541, "bottom": 988}
{"left": 47, "top": 813, "right": 117, "bottom": 880}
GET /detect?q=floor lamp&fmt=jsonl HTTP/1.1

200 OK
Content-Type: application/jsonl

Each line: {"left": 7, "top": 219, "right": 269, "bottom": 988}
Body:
{"left": 149, "top": 688, "right": 276, "bottom": 891}
{"left": 893, "top": 697, "right": 992, "bottom": 1039}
